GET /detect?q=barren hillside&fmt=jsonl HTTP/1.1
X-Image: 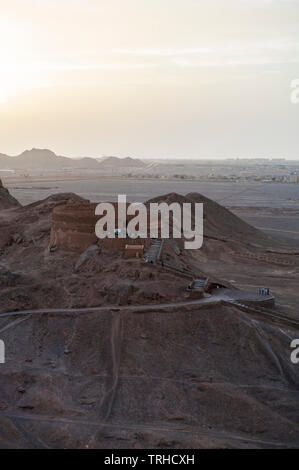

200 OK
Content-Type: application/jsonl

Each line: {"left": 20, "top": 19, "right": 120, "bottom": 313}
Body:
{"left": 0, "top": 185, "right": 299, "bottom": 448}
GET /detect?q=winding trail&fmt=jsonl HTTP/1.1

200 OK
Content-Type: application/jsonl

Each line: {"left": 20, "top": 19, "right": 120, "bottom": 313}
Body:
{"left": 101, "top": 312, "right": 123, "bottom": 421}
{"left": 0, "top": 297, "right": 219, "bottom": 319}
{"left": 0, "top": 410, "right": 297, "bottom": 449}
{"left": 1, "top": 295, "right": 299, "bottom": 331}
{"left": 1, "top": 294, "right": 299, "bottom": 448}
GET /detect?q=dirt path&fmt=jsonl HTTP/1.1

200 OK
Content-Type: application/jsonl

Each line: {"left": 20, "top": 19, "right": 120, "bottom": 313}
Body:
{"left": 0, "top": 410, "right": 297, "bottom": 449}
{"left": 0, "top": 297, "right": 220, "bottom": 319}
{"left": 1, "top": 295, "right": 299, "bottom": 331}
{"left": 101, "top": 312, "right": 123, "bottom": 421}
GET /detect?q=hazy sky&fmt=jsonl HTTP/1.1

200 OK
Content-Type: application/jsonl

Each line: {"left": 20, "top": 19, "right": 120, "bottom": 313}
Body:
{"left": 0, "top": 0, "right": 299, "bottom": 159}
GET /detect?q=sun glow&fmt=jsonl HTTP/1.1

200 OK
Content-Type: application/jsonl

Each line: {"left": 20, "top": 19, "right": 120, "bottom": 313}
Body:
{"left": 0, "top": 90, "right": 6, "bottom": 104}
{"left": 0, "top": 16, "right": 41, "bottom": 102}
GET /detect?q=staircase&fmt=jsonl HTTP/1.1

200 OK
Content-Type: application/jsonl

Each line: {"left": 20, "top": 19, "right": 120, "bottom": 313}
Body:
{"left": 145, "top": 238, "right": 163, "bottom": 263}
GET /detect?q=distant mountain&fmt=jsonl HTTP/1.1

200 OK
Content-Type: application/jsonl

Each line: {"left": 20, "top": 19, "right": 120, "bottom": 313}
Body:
{"left": 0, "top": 149, "right": 101, "bottom": 170}
{"left": 68, "top": 157, "right": 101, "bottom": 169}
{"left": 14, "top": 149, "right": 71, "bottom": 170}
{"left": 0, "top": 149, "right": 145, "bottom": 171}
{"left": 99, "top": 156, "right": 145, "bottom": 168}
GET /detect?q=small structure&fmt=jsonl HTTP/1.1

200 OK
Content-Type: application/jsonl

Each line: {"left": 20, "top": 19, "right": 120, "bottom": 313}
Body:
{"left": 187, "top": 278, "right": 209, "bottom": 299}
{"left": 124, "top": 244, "right": 144, "bottom": 259}
{"left": 144, "top": 238, "right": 163, "bottom": 264}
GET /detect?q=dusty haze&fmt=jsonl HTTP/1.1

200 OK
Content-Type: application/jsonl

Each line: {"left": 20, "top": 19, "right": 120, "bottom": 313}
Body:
{"left": 0, "top": 0, "right": 299, "bottom": 159}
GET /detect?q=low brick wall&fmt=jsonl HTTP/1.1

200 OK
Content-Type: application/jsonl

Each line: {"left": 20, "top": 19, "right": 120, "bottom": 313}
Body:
{"left": 124, "top": 244, "right": 144, "bottom": 259}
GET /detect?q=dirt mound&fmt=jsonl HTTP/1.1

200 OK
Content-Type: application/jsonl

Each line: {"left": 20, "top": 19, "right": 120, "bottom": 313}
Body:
{"left": 0, "top": 190, "right": 285, "bottom": 313}
{"left": 0, "top": 303, "right": 299, "bottom": 448}
{"left": 147, "top": 192, "right": 268, "bottom": 244}
{"left": 0, "top": 192, "right": 89, "bottom": 248}
{"left": 187, "top": 192, "right": 268, "bottom": 242}
{"left": 18, "top": 192, "right": 89, "bottom": 214}
{"left": 0, "top": 191, "right": 188, "bottom": 313}
{"left": 0, "top": 179, "right": 20, "bottom": 210}
{"left": 0, "top": 192, "right": 89, "bottom": 266}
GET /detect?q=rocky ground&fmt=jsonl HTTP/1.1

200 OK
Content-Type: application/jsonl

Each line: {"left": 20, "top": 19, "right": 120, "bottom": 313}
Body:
{"left": 1, "top": 303, "right": 299, "bottom": 448}
{"left": 0, "top": 179, "right": 20, "bottom": 210}
{"left": 0, "top": 183, "right": 299, "bottom": 448}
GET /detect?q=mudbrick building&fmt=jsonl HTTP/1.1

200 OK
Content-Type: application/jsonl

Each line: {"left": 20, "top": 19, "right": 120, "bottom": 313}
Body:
{"left": 49, "top": 202, "right": 150, "bottom": 254}
{"left": 49, "top": 201, "right": 275, "bottom": 308}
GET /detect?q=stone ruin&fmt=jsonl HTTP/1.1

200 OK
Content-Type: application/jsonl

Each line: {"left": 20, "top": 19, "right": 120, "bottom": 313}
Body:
{"left": 49, "top": 202, "right": 149, "bottom": 254}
